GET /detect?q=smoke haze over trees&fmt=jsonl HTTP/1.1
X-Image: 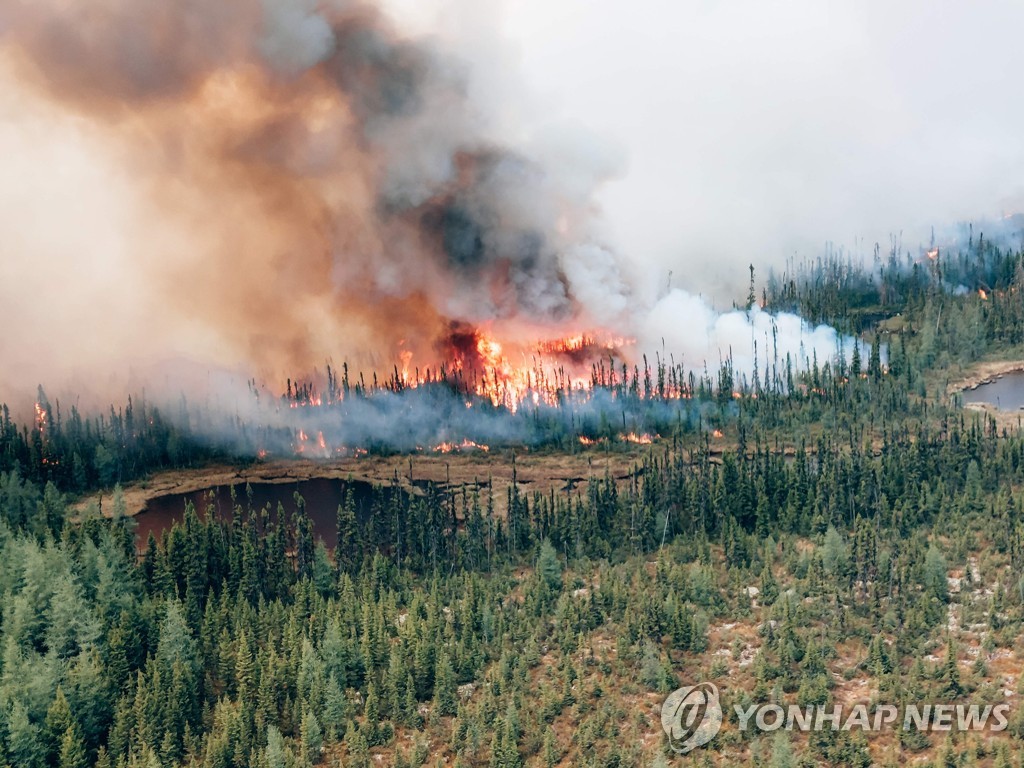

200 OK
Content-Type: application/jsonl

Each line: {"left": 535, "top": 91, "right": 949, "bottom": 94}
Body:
{"left": 3, "top": 0, "right": 1021, "bottom": 408}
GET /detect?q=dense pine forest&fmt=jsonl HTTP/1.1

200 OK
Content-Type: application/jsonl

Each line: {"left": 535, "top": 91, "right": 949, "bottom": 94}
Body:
{"left": 6, "top": 239, "right": 1024, "bottom": 767}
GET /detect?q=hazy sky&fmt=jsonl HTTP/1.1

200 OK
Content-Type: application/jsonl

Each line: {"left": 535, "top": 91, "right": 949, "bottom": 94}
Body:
{"left": 484, "top": 0, "right": 1024, "bottom": 296}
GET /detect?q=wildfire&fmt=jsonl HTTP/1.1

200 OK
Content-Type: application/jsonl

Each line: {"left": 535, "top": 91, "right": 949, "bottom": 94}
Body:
{"left": 272, "top": 324, "right": 697, "bottom": 460}
{"left": 399, "top": 347, "right": 413, "bottom": 381}
{"left": 926, "top": 248, "right": 939, "bottom": 260}
{"left": 620, "top": 432, "right": 654, "bottom": 444}
{"left": 537, "top": 334, "right": 591, "bottom": 354}
{"left": 438, "top": 327, "right": 631, "bottom": 412}
{"left": 712, "top": 429, "right": 724, "bottom": 438}
{"left": 477, "top": 335, "right": 503, "bottom": 363}
{"left": 979, "top": 288, "right": 988, "bottom": 300}
{"left": 333, "top": 446, "right": 368, "bottom": 458}
{"left": 473, "top": 334, "right": 518, "bottom": 407}
{"left": 293, "top": 428, "right": 332, "bottom": 458}
{"left": 280, "top": 325, "right": 652, "bottom": 416}
{"left": 433, "top": 439, "right": 489, "bottom": 453}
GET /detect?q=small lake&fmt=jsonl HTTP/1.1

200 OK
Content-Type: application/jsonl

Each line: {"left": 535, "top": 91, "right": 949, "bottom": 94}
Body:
{"left": 961, "top": 371, "right": 1024, "bottom": 411}
{"left": 134, "top": 477, "right": 397, "bottom": 549}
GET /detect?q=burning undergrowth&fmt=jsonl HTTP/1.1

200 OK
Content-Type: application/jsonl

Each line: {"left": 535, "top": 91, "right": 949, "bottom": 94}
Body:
{"left": 0, "top": 0, "right": 866, "bottom": 435}
{"left": 182, "top": 371, "right": 725, "bottom": 458}
{"left": 151, "top": 315, "right": 857, "bottom": 458}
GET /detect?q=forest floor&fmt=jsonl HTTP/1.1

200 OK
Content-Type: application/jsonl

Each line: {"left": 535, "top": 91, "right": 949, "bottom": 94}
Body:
{"left": 72, "top": 443, "right": 679, "bottom": 519}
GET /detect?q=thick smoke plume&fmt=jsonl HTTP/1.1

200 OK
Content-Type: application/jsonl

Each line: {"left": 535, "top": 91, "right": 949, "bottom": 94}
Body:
{"left": 0, "top": 0, "right": 854, "bottom": 416}
{"left": 0, "top": 0, "right": 630, "bottom": 393}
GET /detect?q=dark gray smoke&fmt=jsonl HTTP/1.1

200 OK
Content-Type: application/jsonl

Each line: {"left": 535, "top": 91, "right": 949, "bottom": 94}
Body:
{"left": 0, "top": 0, "right": 629, "bottom": 402}
{"left": 0, "top": 0, "right": 871, "bottom": 416}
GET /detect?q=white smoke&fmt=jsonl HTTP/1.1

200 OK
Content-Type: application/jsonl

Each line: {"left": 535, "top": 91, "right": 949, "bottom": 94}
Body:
{"left": 562, "top": 244, "right": 630, "bottom": 324}
{"left": 638, "top": 290, "right": 860, "bottom": 380}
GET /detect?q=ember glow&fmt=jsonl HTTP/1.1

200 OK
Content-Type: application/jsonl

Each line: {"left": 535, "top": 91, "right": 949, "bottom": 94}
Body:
{"left": 433, "top": 439, "right": 489, "bottom": 454}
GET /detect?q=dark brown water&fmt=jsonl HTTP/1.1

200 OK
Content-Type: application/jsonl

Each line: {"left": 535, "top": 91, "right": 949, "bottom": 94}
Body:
{"left": 135, "top": 478, "right": 389, "bottom": 548}
{"left": 961, "top": 372, "right": 1024, "bottom": 411}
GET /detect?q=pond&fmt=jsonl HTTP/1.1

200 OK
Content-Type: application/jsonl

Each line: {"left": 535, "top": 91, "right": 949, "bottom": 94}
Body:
{"left": 961, "top": 371, "right": 1024, "bottom": 411}
{"left": 134, "top": 477, "right": 397, "bottom": 549}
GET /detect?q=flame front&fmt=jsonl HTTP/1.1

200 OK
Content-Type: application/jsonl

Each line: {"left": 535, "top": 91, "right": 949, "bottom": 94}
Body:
{"left": 263, "top": 325, "right": 705, "bottom": 459}
{"left": 388, "top": 326, "right": 638, "bottom": 412}
{"left": 433, "top": 439, "right": 489, "bottom": 454}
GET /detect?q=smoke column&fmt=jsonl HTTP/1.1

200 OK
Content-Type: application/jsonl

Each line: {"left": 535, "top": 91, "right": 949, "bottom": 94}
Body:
{"left": 0, "top": 0, "right": 854, "bottom": 408}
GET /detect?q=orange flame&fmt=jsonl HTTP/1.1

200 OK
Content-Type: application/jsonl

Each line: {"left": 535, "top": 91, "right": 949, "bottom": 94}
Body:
{"left": 433, "top": 439, "right": 489, "bottom": 453}
{"left": 444, "top": 328, "right": 629, "bottom": 412}
{"left": 34, "top": 402, "right": 46, "bottom": 436}
{"left": 399, "top": 348, "right": 413, "bottom": 382}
